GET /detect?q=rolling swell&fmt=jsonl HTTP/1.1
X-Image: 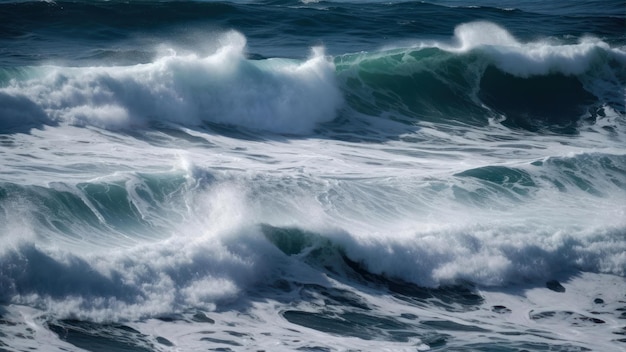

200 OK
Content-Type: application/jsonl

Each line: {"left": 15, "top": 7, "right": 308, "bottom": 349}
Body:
{"left": 336, "top": 47, "right": 489, "bottom": 126}
{"left": 452, "top": 153, "right": 626, "bottom": 206}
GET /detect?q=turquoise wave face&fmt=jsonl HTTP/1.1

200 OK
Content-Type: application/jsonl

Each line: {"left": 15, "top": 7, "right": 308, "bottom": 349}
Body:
{"left": 0, "top": 172, "right": 192, "bottom": 247}
{"left": 334, "top": 23, "right": 625, "bottom": 134}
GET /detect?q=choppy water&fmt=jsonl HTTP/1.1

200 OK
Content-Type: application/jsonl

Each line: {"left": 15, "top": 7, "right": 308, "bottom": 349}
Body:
{"left": 1, "top": 0, "right": 625, "bottom": 351}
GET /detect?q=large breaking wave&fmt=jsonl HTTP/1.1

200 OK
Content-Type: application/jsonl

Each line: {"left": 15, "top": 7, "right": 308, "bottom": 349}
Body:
{"left": 1, "top": 22, "right": 624, "bottom": 136}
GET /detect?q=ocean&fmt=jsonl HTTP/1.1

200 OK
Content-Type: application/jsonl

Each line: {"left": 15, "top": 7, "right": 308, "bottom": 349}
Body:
{"left": 0, "top": 0, "right": 625, "bottom": 350}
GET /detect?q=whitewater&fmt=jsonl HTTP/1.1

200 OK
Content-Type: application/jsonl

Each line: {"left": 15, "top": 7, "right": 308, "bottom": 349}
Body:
{"left": 1, "top": 0, "right": 625, "bottom": 351}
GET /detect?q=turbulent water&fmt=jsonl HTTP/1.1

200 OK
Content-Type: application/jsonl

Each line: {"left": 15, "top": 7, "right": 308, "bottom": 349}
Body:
{"left": 1, "top": 0, "right": 625, "bottom": 351}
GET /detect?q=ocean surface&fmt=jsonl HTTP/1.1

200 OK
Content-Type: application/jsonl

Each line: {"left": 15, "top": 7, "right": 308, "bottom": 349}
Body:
{"left": 1, "top": 0, "right": 625, "bottom": 350}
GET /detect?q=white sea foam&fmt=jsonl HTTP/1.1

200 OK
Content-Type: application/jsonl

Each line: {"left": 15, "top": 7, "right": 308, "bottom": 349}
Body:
{"left": 446, "top": 21, "right": 626, "bottom": 77}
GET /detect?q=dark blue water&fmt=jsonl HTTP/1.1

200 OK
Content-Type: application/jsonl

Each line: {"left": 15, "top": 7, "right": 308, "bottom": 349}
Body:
{"left": 1, "top": 0, "right": 624, "bottom": 65}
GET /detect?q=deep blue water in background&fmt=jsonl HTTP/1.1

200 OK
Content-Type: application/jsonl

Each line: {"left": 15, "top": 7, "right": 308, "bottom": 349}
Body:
{"left": 1, "top": 0, "right": 624, "bottom": 64}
